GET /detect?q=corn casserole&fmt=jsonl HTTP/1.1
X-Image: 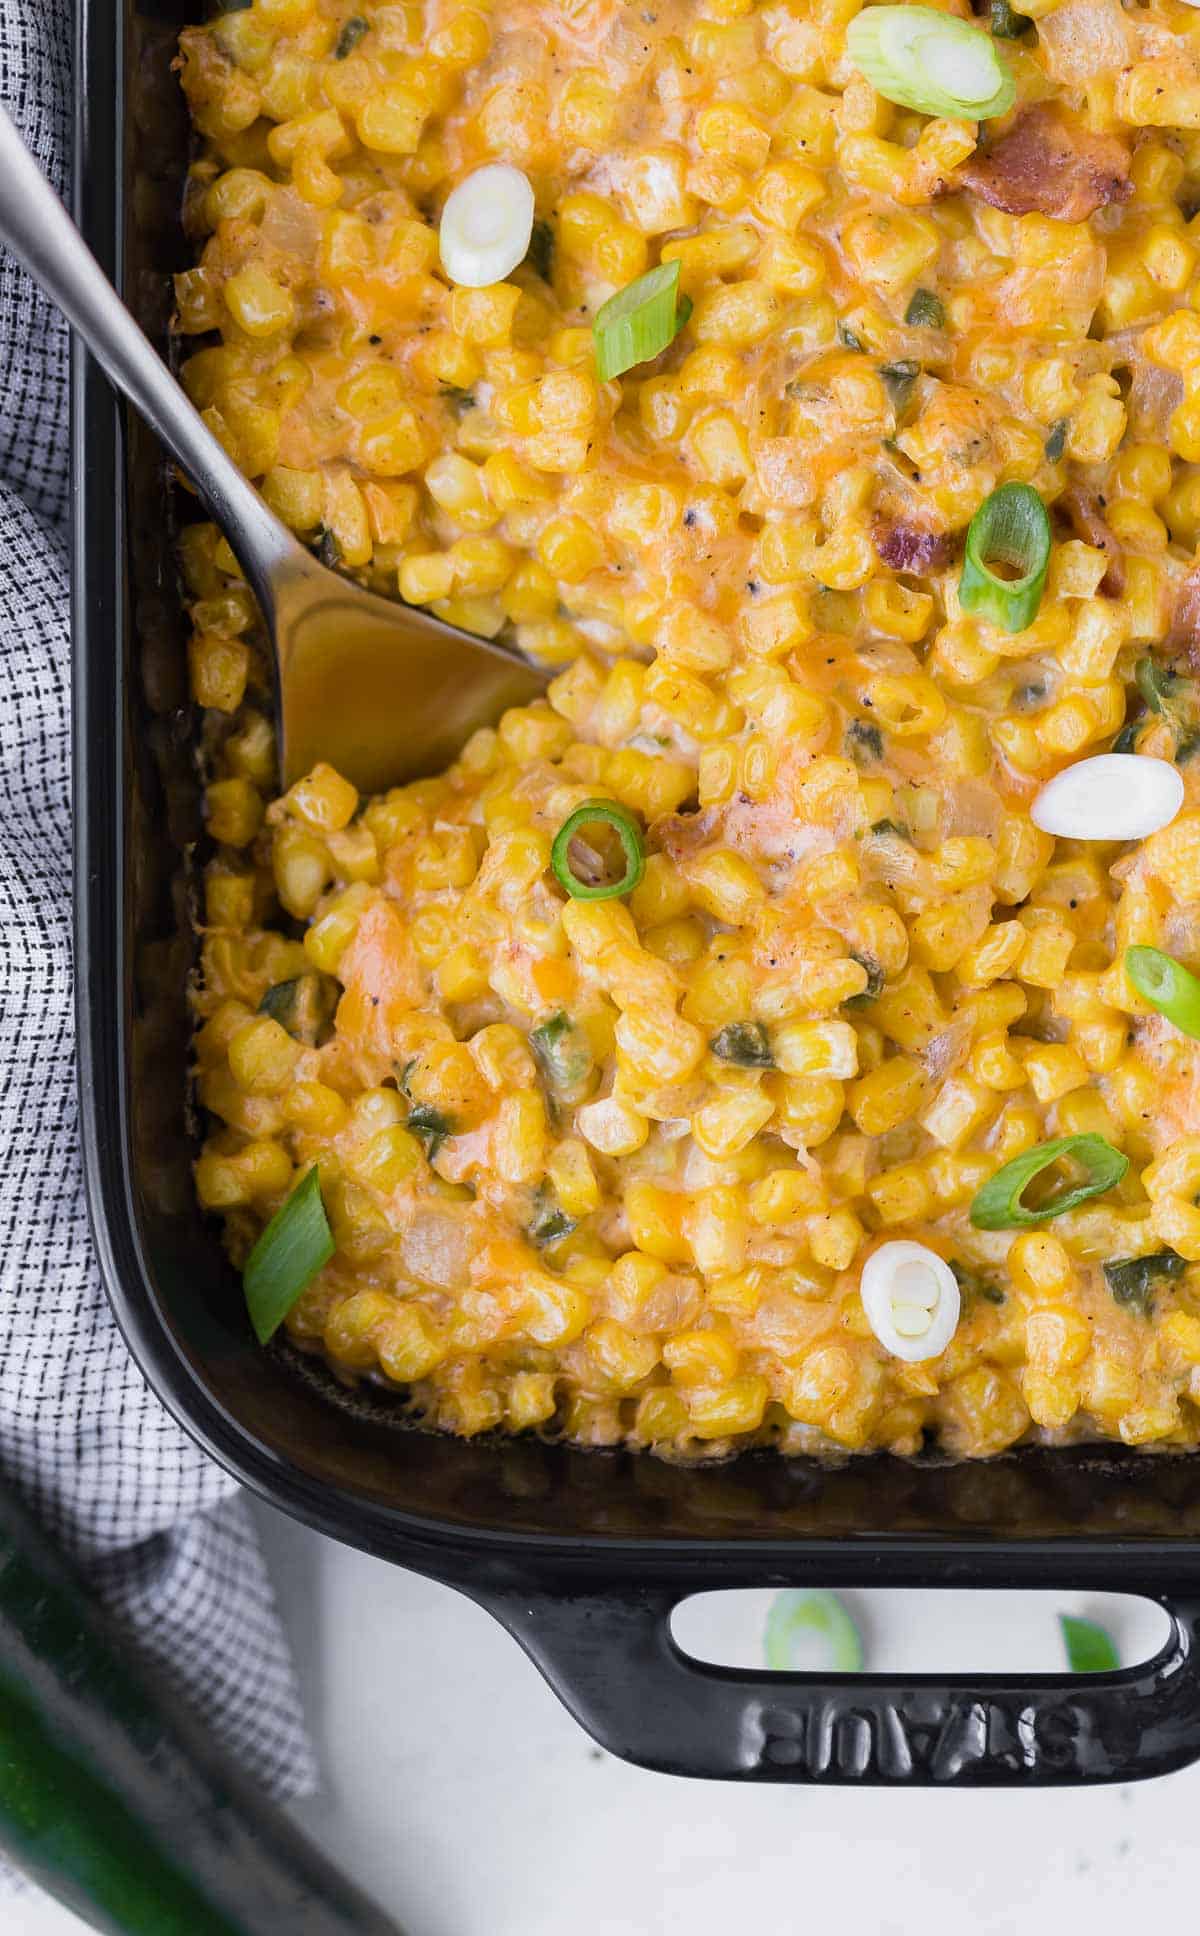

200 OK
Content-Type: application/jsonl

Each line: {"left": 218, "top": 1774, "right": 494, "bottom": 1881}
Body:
{"left": 176, "top": 0, "right": 1200, "bottom": 1460}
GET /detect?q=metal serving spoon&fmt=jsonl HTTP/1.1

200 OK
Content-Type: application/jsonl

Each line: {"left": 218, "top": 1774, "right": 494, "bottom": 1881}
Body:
{"left": 0, "top": 105, "right": 547, "bottom": 794}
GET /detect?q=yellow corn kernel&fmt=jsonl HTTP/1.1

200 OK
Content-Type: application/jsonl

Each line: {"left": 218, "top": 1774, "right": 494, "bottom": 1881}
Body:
{"left": 576, "top": 1096, "right": 649, "bottom": 1156}
{"left": 1150, "top": 1198, "right": 1200, "bottom": 1262}
{"left": 379, "top": 1305, "right": 446, "bottom": 1383}
{"left": 400, "top": 552, "right": 455, "bottom": 605}
{"left": 1018, "top": 919, "right": 1075, "bottom": 988}
{"left": 285, "top": 763, "right": 358, "bottom": 833}
{"left": 663, "top": 1327, "right": 740, "bottom": 1388}
{"left": 692, "top": 1088, "right": 775, "bottom": 1159}
{"left": 624, "top": 1181, "right": 688, "bottom": 1264}
{"left": 682, "top": 850, "right": 765, "bottom": 925}
{"left": 283, "top": 1081, "right": 349, "bottom": 1136}
{"left": 223, "top": 264, "right": 295, "bottom": 338}
{"left": 189, "top": 634, "right": 249, "bottom": 714}
{"left": 356, "top": 87, "right": 425, "bottom": 153}
{"left": 687, "top": 1376, "right": 769, "bottom": 1440}
{"left": 772, "top": 1075, "right": 845, "bottom": 1147}
{"left": 865, "top": 1159, "right": 933, "bottom": 1229}
{"left": 354, "top": 1126, "right": 423, "bottom": 1192}
{"left": 1016, "top": 1041, "right": 1089, "bottom": 1105}
{"left": 1143, "top": 1138, "right": 1200, "bottom": 1203}
{"left": 304, "top": 882, "right": 373, "bottom": 974}
{"left": 748, "top": 1168, "right": 824, "bottom": 1224}
{"left": 1161, "top": 1312, "right": 1200, "bottom": 1367}
{"left": 808, "top": 1206, "right": 865, "bottom": 1272}
{"left": 848, "top": 1057, "right": 926, "bottom": 1136}
{"left": 920, "top": 1075, "right": 996, "bottom": 1151}
{"left": 772, "top": 1019, "right": 858, "bottom": 1080}
{"left": 227, "top": 1016, "right": 301, "bottom": 1096}
{"left": 1008, "top": 1232, "right": 1076, "bottom": 1303}
{"left": 615, "top": 1007, "right": 705, "bottom": 1085}
{"left": 206, "top": 777, "right": 264, "bottom": 848}
{"left": 683, "top": 1188, "right": 749, "bottom": 1275}
{"left": 492, "top": 1091, "right": 547, "bottom": 1185}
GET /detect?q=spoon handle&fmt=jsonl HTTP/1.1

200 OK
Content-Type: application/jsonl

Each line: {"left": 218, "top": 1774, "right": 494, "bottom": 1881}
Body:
{"left": 0, "top": 103, "right": 294, "bottom": 586}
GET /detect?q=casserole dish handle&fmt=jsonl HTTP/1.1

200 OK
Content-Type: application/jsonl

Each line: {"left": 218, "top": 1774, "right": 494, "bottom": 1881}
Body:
{"left": 481, "top": 1583, "right": 1200, "bottom": 1784}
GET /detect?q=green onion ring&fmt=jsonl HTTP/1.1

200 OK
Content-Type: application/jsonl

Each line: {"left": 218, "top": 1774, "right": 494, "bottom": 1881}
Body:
{"left": 846, "top": 5, "right": 1016, "bottom": 120}
{"left": 959, "top": 482, "right": 1051, "bottom": 634}
{"left": 969, "top": 1133, "right": 1129, "bottom": 1231}
{"left": 551, "top": 799, "right": 646, "bottom": 900}
{"left": 1125, "top": 944, "right": 1200, "bottom": 1040}
{"left": 764, "top": 1590, "right": 864, "bottom": 1673}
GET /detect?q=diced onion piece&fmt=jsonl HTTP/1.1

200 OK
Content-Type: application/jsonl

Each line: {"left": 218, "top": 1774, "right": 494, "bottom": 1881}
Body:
{"left": 860, "top": 1241, "right": 960, "bottom": 1363}
{"left": 1030, "top": 755, "right": 1184, "bottom": 842}
{"left": 846, "top": 5, "right": 1015, "bottom": 120}
{"left": 439, "top": 163, "right": 534, "bottom": 289}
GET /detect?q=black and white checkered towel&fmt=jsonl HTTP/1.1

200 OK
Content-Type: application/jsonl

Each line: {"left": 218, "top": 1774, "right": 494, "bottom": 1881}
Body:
{"left": 0, "top": 0, "right": 318, "bottom": 1855}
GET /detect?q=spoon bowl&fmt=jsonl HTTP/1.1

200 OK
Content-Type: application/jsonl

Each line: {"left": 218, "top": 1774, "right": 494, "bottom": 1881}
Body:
{"left": 0, "top": 104, "right": 547, "bottom": 794}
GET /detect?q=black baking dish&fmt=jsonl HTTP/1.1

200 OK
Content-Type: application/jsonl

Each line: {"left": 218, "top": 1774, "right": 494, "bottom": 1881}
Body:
{"left": 73, "top": 0, "right": 1200, "bottom": 1786}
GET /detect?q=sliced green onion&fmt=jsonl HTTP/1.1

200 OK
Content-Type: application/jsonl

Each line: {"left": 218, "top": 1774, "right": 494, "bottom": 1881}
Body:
{"left": 764, "top": 1591, "right": 864, "bottom": 1673}
{"left": 847, "top": 718, "right": 884, "bottom": 762}
{"left": 408, "top": 1103, "right": 454, "bottom": 1157}
{"left": 243, "top": 1166, "right": 334, "bottom": 1346}
{"left": 846, "top": 5, "right": 1015, "bottom": 120}
{"left": 970, "top": 1133, "right": 1129, "bottom": 1230}
{"left": 1104, "top": 1249, "right": 1185, "bottom": 1318}
{"left": 526, "top": 218, "right": 554, "bottom": 282}
{"left": 1044, "top": 418, "right": 1068, "bottom": 462}
{"left": 949, "top": 1259, "right": 1005, "bottom": 1306}
{"left": 335, "top": 16, "right": 368, "bottom": 57}
{"left": 880, "top": 358, "right": 920, "bottom": 417}
{"left": 593, "top": 262, "right": 691, "bottom": 382}
{"left": 1125, "top": 944, "right": 1200, "bottom": 1039}
{"left": 989, "top": 0, "right": 1030, "bottom": 38}
{"left": 1135, "top": 656, "right": 1178, "bottom": 715}
{"left": 551, "top": 799, "right": 645, "bottom": 900}
{"left": 530, "top": 1010, "right": 594, "bottom": 1093}
{"left": 710, "top": 1021, "right": 774, "bottom": 1067}
{"left": 904, "top": 287, "right": 944, "bottom": 328}
{"left": 845, "top": 952, "right": 885, "bottom": 1008}
{"left": 257, "top": 973, "right": 338, "bottom": 1046}
{"left": 959, "top": 482, "right": 1051, "bottom": 635}
{"left": 1060, "top": 1615, "right": 1119, "bottom": 1675}
{"left": 528, "top": 1190, "right": 577, "bottom": 1247}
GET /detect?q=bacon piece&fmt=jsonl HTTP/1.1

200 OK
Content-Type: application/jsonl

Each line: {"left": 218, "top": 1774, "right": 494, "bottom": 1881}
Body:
{"left": 955, "top": 105, "right": 1132, "bottom": 224}
{"left": 1168, "top": 564, "right": 1200, "bottom": 676}
{"left": 1060, "top": 485, "right": 1125, "bottom": 597}
{"left": 873, "top": 519, "right": 954, "bottom": 574}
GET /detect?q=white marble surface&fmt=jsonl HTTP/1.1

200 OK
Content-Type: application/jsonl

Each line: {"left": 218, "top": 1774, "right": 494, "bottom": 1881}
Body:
{"left": 15, "top": 1502, "right": 1200, "bottom": 1935}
